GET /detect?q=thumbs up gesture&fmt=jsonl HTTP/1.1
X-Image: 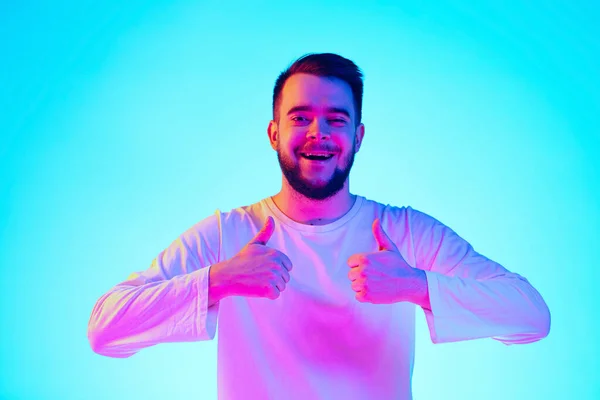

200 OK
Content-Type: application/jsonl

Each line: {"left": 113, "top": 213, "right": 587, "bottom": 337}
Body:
{"left": 210, "top": 216, "right": 293, "bottom": 301}
{"left": 346, "top": 219, "right": 418, "bottom": 304}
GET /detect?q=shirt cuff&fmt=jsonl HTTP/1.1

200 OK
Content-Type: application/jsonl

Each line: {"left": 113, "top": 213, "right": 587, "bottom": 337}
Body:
{"left": 422, "top": 270, "right": 449, "bottom": 344}
{"left": 195, "top": 265, "right": 220, "bottom": 340}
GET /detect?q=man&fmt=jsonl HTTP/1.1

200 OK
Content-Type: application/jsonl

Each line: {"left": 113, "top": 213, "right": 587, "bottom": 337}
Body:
{"left": 88, "top": 53, "right": 550, "bottom": 399}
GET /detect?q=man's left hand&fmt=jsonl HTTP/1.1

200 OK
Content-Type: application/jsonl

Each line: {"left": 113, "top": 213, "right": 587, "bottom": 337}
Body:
{"left": 347, "top": 218, "right": 420, "bottom": 304}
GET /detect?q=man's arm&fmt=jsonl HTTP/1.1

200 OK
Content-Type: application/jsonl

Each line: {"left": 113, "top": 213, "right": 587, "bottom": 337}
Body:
{"left": 407, "top": 207, "right": 550, "bottom": 345}
{"left": 87, "top": 212, "right": 222, "bottom": 358}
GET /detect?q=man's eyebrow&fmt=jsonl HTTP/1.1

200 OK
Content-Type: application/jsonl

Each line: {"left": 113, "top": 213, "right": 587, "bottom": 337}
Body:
{"left": 327, "top": 107, "right": 351, "bottom": 118}
{"left": 286, "top": 105, "right": 351, "bottom": 118}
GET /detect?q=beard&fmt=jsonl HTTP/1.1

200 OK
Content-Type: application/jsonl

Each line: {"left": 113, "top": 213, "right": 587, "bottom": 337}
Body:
{"left": 276, "top": 142, "right": 356, "bottom": 201}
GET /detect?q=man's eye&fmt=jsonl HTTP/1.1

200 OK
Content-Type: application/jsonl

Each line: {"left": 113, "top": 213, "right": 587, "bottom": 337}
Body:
{"left": 329, "top": 118, "right": 346, "bottom": 124}
{"left": 292, "top": 116, "right": 309, "bottom": 122}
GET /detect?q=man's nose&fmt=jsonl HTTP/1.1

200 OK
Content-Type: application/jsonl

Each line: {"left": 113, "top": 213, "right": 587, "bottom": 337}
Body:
{"left": 307, "top": 118, "right": 330, "bottom": 139}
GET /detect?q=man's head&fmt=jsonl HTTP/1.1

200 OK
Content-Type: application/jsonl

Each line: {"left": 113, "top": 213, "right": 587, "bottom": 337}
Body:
{"left": 268, "top": 53, "right": 366, "bottom": 201}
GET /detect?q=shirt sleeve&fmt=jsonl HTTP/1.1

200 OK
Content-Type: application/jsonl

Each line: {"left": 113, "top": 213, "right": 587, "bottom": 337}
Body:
{"left": 407, "top": 207, "right": 551, "bottom": 345}
{"left": 87, "top": 210, "right": 223, "bottom": 358}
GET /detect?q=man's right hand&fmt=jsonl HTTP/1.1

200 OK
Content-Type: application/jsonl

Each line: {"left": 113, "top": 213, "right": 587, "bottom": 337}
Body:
{"left": 209, "top": 216, "right": 293, "bottom": 301}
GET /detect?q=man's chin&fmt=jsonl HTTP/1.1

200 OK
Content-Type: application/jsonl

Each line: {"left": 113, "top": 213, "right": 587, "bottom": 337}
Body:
{"left": 301, "top": 179, "right": 329, "bottom": 188}
{"left": 293, "top": 183, "right": 342, "bottom": 200}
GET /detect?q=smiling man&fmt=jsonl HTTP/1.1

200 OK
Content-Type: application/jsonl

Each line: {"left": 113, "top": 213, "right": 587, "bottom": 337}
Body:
{"left": 88, "top": 53, "right": 550, "bottom": 400}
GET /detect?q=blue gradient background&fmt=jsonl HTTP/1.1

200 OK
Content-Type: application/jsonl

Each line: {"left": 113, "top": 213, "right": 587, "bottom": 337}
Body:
{"left": 1, "top": 1, "right": 598, "bottom": 399}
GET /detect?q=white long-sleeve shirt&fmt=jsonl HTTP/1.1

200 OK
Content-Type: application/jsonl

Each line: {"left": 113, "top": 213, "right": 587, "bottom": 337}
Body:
{"left": 88, "top": 195, "right": 550, "bottom": 399}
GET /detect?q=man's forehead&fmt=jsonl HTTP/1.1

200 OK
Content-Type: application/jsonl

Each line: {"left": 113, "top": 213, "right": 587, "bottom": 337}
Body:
{"left": 280, "top": 74, "right": 355, "bottom": 118}
{"left": 280, "top": 74, "right": 354, "bottom": 110}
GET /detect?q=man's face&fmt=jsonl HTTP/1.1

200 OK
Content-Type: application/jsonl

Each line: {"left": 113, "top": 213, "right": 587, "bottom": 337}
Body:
{"left": 269, "top": 73, "right": 364, "bottom": 201}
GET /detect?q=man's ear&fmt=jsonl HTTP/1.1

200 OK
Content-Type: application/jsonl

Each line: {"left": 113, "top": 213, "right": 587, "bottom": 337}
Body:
{"left": 354, "top": 123, "right": 365, "bottom": 153}
{"left": 267, "top": 120, "right": 278, "bottom": 151}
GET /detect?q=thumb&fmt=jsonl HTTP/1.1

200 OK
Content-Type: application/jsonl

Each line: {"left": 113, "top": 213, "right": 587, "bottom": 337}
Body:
{"left": 372, "top": 218, "right": 398, "bottom": 252}
{"left": 249, "top": 216, "right": 275, "bottom": 246}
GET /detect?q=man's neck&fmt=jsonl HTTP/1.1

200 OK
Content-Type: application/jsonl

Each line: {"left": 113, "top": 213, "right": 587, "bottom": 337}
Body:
{"left": 271, "top": 182, "right": 357, "bottom": 226}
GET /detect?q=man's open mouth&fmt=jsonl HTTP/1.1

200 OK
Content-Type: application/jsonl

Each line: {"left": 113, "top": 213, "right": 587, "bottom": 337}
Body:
{"left": 300, "top": 153, "right": 335, "bottom": 161}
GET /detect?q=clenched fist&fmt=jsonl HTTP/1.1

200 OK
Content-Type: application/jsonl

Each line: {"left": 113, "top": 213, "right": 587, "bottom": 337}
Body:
{"left": 209, "top": 216, "right": 293, "bottom": 302}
